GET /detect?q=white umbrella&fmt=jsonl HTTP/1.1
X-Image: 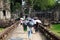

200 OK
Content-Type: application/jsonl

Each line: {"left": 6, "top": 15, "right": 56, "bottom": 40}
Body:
{"left": 35, "top": 20, "right": 42, "bottom": 23}
{"left": 20, "top": 18, "right": 24, "bottom": 20}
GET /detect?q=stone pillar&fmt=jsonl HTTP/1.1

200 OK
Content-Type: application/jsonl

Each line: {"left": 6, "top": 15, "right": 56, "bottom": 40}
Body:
{"left": 54, "top": 10, "right": 59, "bottom": 21}
{"left": 55, "top": 11, "right": 59, "bottom": 21}
{"left": 0, "top": 0, "right": 3, "bottom": 8}
{"left": 5, "top": 0, "right": 11, "bottom": 20}
{"left": 0, "top": 10, "right": 4, "bottom": 19}
{"left": 0, "top": 0, "right": 4, "bottom": 20}
{"left": 5, "top": 10, "right": 11, "bottom": 20}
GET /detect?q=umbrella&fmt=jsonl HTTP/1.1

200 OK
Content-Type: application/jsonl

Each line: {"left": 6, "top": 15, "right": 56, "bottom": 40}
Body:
{"left": 35, "top": 20, "right": 41, "bottom": 23}
{"left": 20, "top": 18, "right": 24, "bottom": 20}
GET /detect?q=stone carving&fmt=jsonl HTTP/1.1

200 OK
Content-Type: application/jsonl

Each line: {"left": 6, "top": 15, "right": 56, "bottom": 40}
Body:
{"left": 0, "top": 0, "right": 11, "bottom": 20}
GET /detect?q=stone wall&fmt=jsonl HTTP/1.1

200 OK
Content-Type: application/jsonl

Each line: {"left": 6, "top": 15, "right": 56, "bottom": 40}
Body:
{"left": 0, "top": 0, "right": 11, "bottom": 20}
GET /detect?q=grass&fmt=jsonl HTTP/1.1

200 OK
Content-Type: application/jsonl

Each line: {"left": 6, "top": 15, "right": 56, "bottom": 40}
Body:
{"left": 50, "top": 24, "right": 60, "bottom": 36}
{"left": 0, "top": 28, "right": 4, "bottom": 32}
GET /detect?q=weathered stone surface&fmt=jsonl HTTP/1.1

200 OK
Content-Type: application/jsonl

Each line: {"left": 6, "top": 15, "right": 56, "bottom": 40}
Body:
{"left": 0, "top": 0, "right": 11, "bottom": 20}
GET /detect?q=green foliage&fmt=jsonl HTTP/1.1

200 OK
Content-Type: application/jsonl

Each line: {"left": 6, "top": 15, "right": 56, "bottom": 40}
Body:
{"left": 0, "top": 28, "right": 4, "bottom": 32}
{"left": 10, "top": 0, "right": 21, "bottom": 12}
{"left": 10, "top": 0, "right": 15, "bottom": 12}
{"left": 50, "top": 24, "right": 60, "bottom": 36}
{"left": 27, "top": 0, "right": 34, "bottom": 6}
{"left": 30, "top": 0, "right": 56, "bottom": 10}
{"left": 47, "top": 0, "right": 56, "bottom": 6}
{"left": 15, "top": 2, "right": 21, "bottom": 10}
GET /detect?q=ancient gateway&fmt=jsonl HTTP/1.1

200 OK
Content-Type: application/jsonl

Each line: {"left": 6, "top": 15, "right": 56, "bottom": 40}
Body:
{"left": 0, "top": 0, "right": 11, "bottom": 20}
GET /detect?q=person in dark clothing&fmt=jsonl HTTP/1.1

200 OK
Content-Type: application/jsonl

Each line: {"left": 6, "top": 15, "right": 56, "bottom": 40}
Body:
{"left": 35, "top": 22, "right": 39, "bottom": 32}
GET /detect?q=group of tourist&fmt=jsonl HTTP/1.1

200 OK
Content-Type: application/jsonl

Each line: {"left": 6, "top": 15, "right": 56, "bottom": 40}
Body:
{"left": 20, "top": 16, "right": 42, "bottom": 40}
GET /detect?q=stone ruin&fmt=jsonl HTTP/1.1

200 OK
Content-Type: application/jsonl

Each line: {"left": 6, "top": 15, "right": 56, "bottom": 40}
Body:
{"left": 0, "top": 0, "right": 11, "bottom": 20}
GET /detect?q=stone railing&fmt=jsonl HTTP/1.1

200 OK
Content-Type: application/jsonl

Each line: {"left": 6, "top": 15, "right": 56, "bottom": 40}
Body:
{"left": 0, "top": 21, "right": 19, "bottom": 40}
{"left": 38, "top": 24, "right": 60, "bottom": 40}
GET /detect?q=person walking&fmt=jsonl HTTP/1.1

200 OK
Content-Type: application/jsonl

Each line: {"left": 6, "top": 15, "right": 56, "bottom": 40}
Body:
{"left": 27, "top": 20, "right": 35, "bottom": 40}
{"left": 23, "top": 19, "right": 29, "bottom": 31}
{"left": 34, "top": 18, "right": 42, "bottom": 32}
{"left": 20, "top": 18, "right": 24, "bottom": 25}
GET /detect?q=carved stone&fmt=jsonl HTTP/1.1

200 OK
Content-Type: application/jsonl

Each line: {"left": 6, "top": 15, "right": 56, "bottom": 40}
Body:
{"left": 0, "top": 0, "right": 11, "bottom": 20}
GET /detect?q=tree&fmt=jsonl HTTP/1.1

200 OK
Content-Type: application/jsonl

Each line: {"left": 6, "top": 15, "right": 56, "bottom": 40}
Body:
{"left": 15, "top": 2, "right": 21, "bottom": 11}
{"left": 10, "top": 0, "right": 15, "bottom": 12}
{"left": 10, "top": 0, "right": 21, "bottom": 12}
{"left": 29, "top": 0, "right": 56, "bottom": 10}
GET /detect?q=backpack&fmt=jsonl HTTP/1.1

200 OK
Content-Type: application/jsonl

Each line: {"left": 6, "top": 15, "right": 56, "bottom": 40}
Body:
{"left": 27, "top": 21, "right": 34, "bottom": 27}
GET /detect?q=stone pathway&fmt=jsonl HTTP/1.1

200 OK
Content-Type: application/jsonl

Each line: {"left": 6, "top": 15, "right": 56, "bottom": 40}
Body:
{"left": 8, "top": 24, "right": 46, "bottom": 40}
